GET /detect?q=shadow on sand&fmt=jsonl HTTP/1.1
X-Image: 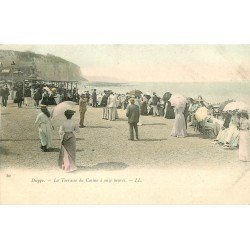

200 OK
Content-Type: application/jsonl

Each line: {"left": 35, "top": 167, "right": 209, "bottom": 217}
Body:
{"left": 116, "top": 118, "right": 128, "bottom": 121}
{"left": 86, "top": 126, "right": 112, "bottom": 129}
{"left": 0, "top": 146, "right": 20, "bottom": 156}
{"left": 136, "top": 138, "right": 168, "bottom": 142}
{"left": 187, "top": 133, "right": 215, "bottom": 139}
{"left": 0, "top": 138, "right": 62, "bottom": 142}
{"left": 47, "top": 148, "right": 61, "bottom": 152}
{"left": 77, "top": 161, "right": 128, "bottom": 171}
{"left": 142, "top": 123, "right": 166, "bottom": 126}
{"left": 76, "top": 138, "right": 85, "bottom": 141}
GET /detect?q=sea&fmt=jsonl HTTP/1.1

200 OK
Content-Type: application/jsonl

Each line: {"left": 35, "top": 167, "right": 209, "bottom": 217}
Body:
{"left": 82, "top": 81, "right": 250, "bottom": 106}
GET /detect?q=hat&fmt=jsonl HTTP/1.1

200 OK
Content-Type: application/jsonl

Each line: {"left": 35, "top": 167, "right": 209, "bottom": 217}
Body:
{"left": 40, "top": 105, "right": 47, "bottom": 110}
{"left": 64, "top": 109, "right": 76, "bottom": 115}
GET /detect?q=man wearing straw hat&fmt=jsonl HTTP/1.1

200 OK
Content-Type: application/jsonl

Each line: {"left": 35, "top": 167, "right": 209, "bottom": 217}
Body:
{"left": 126, "top": 97, "right": 140, "bottom": 140}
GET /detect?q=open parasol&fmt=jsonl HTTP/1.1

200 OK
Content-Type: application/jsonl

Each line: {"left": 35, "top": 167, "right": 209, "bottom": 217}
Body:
{"left": 223, "top": 101, "right": 248, "bottom": 112}
{"left": 195, "top": 107, "right": 208, "bottom": 122}
{"left": 128, "top": 89, "right": 143, "bottom": 97}
{"left": 219, "top": 100, "right": 234, "bottom": 111}
{"left": 163, "top": 92, "right": 172, "bottom": 102}
{"left": 169, "top": 93, "right": 187, "bottom": 108}
{"left": 51, "top": 101, "right": 77, "bottom": 119}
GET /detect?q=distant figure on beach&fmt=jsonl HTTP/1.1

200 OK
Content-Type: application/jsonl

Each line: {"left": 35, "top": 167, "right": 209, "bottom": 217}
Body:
{"left": 79, "top": 94, "right": 88, "bottom": 128}
{"left": 101, "top": 92, "right": 109, "bottom": 119}
{"left": 1, "top": 85, "right": 10, "bottom": 108}
{"left": 238, "top": 111, "right": 250, "bottom": 162}
{"left": 58, "top": 110, "right": 80, "bottom": 172}
{"left": 41, "top": 89, "right": 49, "bottom": 106}
{"left": 164, "top": 101, "right": 175, "bottom": 119}
{"left": 126, "top": 98, "right": 140, "bottom": 140}
{"left": 107, "top": 92, "right": 117, "bottom": 121}
{"left": 33, "top": 89, "right": 42, "bottom": 108}
{"left": 24, "top": 87, "right": 32, "bottom": 107}
{"left": 85, "top": 91, "right": 90, "bottom": 103}
{"left": 35, "top": 105, "right": 53, "bottom": 152}
{"left": 134, "top": 96, "right": 142, "bottom": 126}
{"left": 141, "top": 95, "right": 149, "bottom": 115}
{"left": 171, "top": 106, "right": 187, "bottom": 138}
{"left": 0, "top": 86, "right": 2, "bottom": 99}
{"left": 92, "top": 89, "right": 97, "bottom": 107}
{"left": 151, "top": 92, "right": 160, "bottom": 116}
{"left": 197, "top": 95, "right": 208, "bottom": 108}
{"left": 15, "top": 87, "right": 23, "bottom": 108}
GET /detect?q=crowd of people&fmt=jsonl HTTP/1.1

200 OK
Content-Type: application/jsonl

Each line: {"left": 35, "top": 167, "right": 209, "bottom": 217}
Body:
{"left": 1, "top": 83, "right": 249, "bottom": 173}
{"left": 0, "top": 82, "right": 80, "bottom": 108}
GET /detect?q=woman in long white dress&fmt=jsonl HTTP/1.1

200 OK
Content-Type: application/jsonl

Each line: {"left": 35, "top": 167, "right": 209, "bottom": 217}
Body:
{"left": 239, "top": 111, "right": 250, "bottom": 162}
{"left": 58, "top": 109, "right": 80, "bottom": 172}
{"left": 35, "top": 105, "right": 53, "bottom": 152}
{"left": 171, "top": 106, "right": 187, "bottom": 138}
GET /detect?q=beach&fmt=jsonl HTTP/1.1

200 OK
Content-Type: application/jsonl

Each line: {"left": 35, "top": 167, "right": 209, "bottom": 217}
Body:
{"left": 0, "top": 102, "right": 250, "bottom": 204}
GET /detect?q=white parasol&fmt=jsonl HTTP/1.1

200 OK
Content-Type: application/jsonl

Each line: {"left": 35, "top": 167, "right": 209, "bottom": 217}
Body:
{"left": 51, "top": 101, "right": 77, "bottom": 119}
{"left": 195, "top": 107, "right": 208, "bottom": 122}
{"left": 169, "top": 93, "right": 187, "bottom": 108}
{"left": 223, "top": 101, "right": 248, "bottom": 112}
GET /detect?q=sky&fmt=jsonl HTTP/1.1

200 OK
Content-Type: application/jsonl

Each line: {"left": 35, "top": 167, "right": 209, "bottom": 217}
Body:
{"left": 0, "top": 44, "right": 250, "bottom": 83}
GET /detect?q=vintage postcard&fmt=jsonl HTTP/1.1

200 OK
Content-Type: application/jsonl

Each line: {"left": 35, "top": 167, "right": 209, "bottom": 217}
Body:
{"left": 0, "top": 45, "right": 249, "bottom": 204}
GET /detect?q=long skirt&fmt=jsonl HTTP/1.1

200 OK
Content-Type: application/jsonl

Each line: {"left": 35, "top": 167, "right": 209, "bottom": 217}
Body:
{"left": 220, "top": 125, "right": 239, "bottom": 147}
{"left": 165, "top": 102, "right": 175, "bottom": 119}
{"left": 38, "top": 125, "right": 52, "bottom": 149}
{"left": 239, "top": 131, "right": 250, "bottom": 162}
{"left": 58, "top": 132, "right": 77, "bottom": 172}
{"left": 141, "top": 101, "right": 148, "bottom": 115}
{"left": 171, "top": 113, "right": 187, "bottom": 138}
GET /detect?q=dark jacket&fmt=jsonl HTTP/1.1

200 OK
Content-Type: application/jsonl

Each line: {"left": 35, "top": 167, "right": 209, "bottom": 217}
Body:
{"left": 223, "top": 114, "right": 232, "bottom": 128}
{"left": 33, "top": 91, "right": 42, "bottom": 100}
{"left": 100, "top": 95, "right": 108, "bottom": 107}
{"left": 92, "top": 91, "right": 97, "bottom": 101}
{"left": 2, "top": 87, "right": 10, "bottom": 98}
{"left": 24, "top": 88, "right": 31, "bottom": 97}
{"left": 126, "top": 104, "right": 140, "bottom": 123}
{"left": 16, "top": 89, "right": 23, "bottom": 100}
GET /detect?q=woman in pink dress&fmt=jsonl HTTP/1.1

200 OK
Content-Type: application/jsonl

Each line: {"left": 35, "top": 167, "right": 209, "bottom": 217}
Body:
{"left": 58, "top": 110, "right": 80, "bottom": 172}
{"left": 171, "top": 106, "right": 187, "bottom": 138}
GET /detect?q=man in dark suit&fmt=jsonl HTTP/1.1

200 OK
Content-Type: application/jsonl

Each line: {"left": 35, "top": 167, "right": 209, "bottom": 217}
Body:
{"left": 92, "top": 89, "right": 97, "bottom": 107}
{"left": 101, "top": 92, "right": 109, "bottom": 119}
{"left": 126, "top": 98, "right": 140, "bottom": 140}
{"left": 2, "top": 85, "right": 10, "bottom": 107}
